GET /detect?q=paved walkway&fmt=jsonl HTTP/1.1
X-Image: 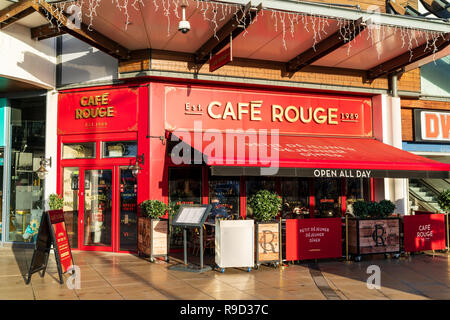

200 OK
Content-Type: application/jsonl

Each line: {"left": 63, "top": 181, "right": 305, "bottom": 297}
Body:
{"left": 0, "top": 247, "right": 449, "bottom": 300}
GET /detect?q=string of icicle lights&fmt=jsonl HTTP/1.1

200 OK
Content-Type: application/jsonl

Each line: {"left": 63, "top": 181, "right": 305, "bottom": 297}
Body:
{"left": 35, "top": 0, "right": 445, "bottom": 62}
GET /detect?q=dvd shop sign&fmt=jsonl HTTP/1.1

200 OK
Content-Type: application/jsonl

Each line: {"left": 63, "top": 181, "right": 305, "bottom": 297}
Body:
{"left": 415, "top": 110, "right": 450, "bottom": 142}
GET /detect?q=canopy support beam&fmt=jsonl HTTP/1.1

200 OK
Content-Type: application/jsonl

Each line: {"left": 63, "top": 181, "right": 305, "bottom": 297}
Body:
{"left": 286, "top": 17, "right": 366, "bottom": 73}
{"left": 367, "top": 33, "right": 450, "bottom": 80}
{"left": 194, "top": 2, "right": 261, "bottom": 65}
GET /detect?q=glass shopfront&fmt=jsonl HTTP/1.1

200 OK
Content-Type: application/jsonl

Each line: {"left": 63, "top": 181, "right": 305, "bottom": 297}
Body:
{"left": 7, "top": 97, "right": 46, "bottom": 243}
{"left": 208, "top": 177, "right": 240, "bottom": 220}
{"left": 168, "top": 167, "right": 202, "bottom": 206}
{"left": 167, "top": 169, "right": 372, "bottom": 219}
{"left": 280, "top": 178, "right": 310, "bottom": 219}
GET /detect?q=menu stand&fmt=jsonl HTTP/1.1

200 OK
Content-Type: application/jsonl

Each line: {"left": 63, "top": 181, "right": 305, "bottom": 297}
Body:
{"left": 169, "top": 204, "right": 212, "bottom": 273}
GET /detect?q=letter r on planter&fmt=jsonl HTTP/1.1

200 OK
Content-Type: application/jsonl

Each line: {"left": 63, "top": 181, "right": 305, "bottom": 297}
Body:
{"left": 66, "top": 265, "right": 81, "bottom": 290}
{"left": 366, "top": 265, "right": 381, "bottom": 290}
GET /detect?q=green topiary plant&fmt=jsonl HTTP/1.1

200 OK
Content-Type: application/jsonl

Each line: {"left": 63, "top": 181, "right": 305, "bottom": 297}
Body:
{"left": 437, "top": 189, "right": 450, "bottom": 213}
{"left": 140, "top": 200, "right": 168, "bottom": 219}
{"left": 48, "top": 193, "right": 64, "bottom": 210}
{"left": 366, "top": 201, "right": 380, "bottom": 218}
{"left": 378, "top": 200, "right": 396, "bottom": 217}
{"left": 352, "top": 201, "right": 369, "bottom": 218}
{"left": 352, "top": 200, "right": 395, "bottom": 218}
{"left": 248, "top": 190, "right": 282, "bottom": 222}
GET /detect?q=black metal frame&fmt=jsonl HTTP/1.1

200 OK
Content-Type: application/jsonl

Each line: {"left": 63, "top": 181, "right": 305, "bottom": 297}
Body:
{"left": 169, "top": 204, "right": 212, "bottom": 273}
{"left": 26, "top": 212, "right": 75, "bottom": 285}
{"left": 255, "top": 220, "right": 282, "bottom": 268}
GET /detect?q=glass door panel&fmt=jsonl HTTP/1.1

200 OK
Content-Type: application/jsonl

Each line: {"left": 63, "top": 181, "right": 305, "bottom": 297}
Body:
{"left": 83, "top": 169, "right": 113, "bottom": 248}
{"left": 119, "top": 168, "right": 137, "bottom": 251}
{"left": 62, "top": 167, "right": 79, "bottom": 249}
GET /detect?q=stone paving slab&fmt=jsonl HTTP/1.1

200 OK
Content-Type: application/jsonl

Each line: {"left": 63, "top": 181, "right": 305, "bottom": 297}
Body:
{"left": 0, "top": 247, "right": 448, "bottom": 300}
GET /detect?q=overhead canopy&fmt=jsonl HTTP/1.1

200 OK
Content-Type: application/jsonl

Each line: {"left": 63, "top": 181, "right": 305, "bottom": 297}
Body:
{"left": 169, "top": 132, "right": 450, "bottom": 178}
{"left": 0, "top": 0, "right": 449, "bottom": 79}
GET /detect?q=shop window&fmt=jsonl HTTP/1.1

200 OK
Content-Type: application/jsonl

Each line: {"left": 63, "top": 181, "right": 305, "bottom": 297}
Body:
{"left": 62, "top": 142, "right": 95, "bottom": 159}
{"left": 119, "top": 168, "right": 137, "bottom": 251}
{"left": 102, "top": 141, "right": 137, "bottom": 158}
{"left": 345, "top": 178, "right": 371, "bottom": 216}
{"left": 8, "top": 97, "right": 45, "bottom": 242}
{"left": 314, "top": 178, "right": 341, "bottom": 218}
{"left": 246, "top": 177, "right": 277, "bottom": 217}
{"left": 280, "top": 178, "right": 310, "bottom": 219}
{"left": 62, "top": 167, "right": 79, "bottom": 249}
{"left": 168, "top": 167, "right": 202, "bottom": 206}
{"left": 168, "top": 167, "right": 202, "bottom": 248}
{"left": 208, "top": 177, "right": 240, "bottom": 220}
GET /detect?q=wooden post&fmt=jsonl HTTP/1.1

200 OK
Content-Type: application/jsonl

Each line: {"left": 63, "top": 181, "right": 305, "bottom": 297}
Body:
{"left": 279, "top": 217, "right": 283, "bottom": 267}
{"left": 445, "top": 212, "right": 450, "bottom": 252}
{"left": 345, "top": 214, "right": 349, "bottom": 261}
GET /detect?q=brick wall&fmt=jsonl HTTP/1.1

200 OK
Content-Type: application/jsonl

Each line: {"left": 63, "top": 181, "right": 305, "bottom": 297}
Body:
{"left": 120, "top": 50, "right": 422, "bottom": 93}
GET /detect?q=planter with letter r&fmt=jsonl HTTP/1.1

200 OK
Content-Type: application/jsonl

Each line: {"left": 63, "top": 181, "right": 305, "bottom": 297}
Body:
{"left": 348, "top": 217, "right": 401, "bottom": 262}
{"left": 255, "top": 220, "right": 281, "bottom": 268}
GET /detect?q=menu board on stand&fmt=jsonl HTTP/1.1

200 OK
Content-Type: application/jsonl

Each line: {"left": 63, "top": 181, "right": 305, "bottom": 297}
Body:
{"left": 169, "top": 204, "right": 212, "bottom": 273}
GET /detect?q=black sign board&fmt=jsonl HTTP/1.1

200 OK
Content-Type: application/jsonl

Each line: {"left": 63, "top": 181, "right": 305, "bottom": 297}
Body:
{"left": 171, "top": 204, "right": 212, "bottom": 228}
{"left": 26, "top": 212, "right": 74, "bottom": 285}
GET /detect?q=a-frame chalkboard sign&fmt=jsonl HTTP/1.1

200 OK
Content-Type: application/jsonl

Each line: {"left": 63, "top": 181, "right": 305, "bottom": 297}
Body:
{"left": 26, "top": 210, "right": 74, "bottom": 285}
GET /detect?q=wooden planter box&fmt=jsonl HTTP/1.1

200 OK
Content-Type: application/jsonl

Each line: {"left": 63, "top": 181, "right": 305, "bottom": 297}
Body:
{"left": 137, "top": 217, "right": 169, "bottom": 262}
{"left": 255, "top": 221, "right": 281, "bottom": 268}
{"left": 348, "top": 218, "right": 400, "bottom": 259}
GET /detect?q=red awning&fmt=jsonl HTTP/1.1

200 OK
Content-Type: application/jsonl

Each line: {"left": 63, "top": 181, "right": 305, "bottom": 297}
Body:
{"left": 169, "top": 132, "right": 450, "bottom": 178}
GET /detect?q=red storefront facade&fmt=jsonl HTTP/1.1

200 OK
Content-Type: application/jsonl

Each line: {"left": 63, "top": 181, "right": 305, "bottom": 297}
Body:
{"left": 57, "top": 79, "right": 450, "bottom": 253}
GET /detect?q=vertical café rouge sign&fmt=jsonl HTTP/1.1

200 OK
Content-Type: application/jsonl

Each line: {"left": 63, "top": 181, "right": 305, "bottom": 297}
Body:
{"left": 58, "top": 88, "right": 138, "bottom": 135}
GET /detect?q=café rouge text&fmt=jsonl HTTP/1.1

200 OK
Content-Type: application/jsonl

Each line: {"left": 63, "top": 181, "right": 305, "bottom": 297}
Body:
{"left": 201, "top": 101, "right": 345, "bottom": 124}
{"left": 75, "top": 93, "right": 115, "bottom": 119}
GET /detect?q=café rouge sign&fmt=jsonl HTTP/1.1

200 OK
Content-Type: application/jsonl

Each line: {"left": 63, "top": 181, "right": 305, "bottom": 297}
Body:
{"left": 185, "top": 100, "right": 360, "bottom": 124}
{"left": 75, "top": 93, "right": 115, "bottom": 119}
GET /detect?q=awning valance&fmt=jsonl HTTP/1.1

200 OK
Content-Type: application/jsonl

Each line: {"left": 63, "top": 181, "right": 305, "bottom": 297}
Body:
{"left": 169, "top": 132, "right": 450, "bottom": 178}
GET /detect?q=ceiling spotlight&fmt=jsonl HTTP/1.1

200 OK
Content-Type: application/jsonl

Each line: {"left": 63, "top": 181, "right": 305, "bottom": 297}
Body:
{"left": 178, "top": 2, "right": 190, "bottom": 34}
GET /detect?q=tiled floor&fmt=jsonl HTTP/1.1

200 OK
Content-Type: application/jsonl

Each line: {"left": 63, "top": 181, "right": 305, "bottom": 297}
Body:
{"left": 0, "top": 247, "right": 448, "bottom": 300}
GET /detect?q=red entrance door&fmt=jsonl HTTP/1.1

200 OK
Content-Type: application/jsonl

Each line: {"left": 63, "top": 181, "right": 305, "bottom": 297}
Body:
{"left": 62, "top": 166, "right": 137, "bottom": 252}
{"left": 79, "top": 167, "right": 115, "bottom": 251}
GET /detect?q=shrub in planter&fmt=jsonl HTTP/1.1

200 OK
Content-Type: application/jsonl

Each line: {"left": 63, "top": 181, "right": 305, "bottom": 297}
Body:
{"left": 348, "top": 199, "right": 399, "bottom": 259}
{"left": 248, "top": 190, "right": 282, "bottom": 266}
{"left": 140, "top": 200, "right": 168, "bottom": 219}
{"left": 138, "top": 200, "right": 169, "bottom": 261}
{"left": 378, "top": 200, "right": 396, "bottom": 218}
{"left": 248, "top": 190, "right": 282, "bottom": 222}
{"left": 437, "top": 189, "right": 450, "bottom": 213}
{"left": 352, "top": 201, "right": 369, "bottom": 218}
{"left": 49, "top": 193, "right": 64, "bottom": 210}
{"left": 352, "top": 200, "right": 395, "bottom": 219}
